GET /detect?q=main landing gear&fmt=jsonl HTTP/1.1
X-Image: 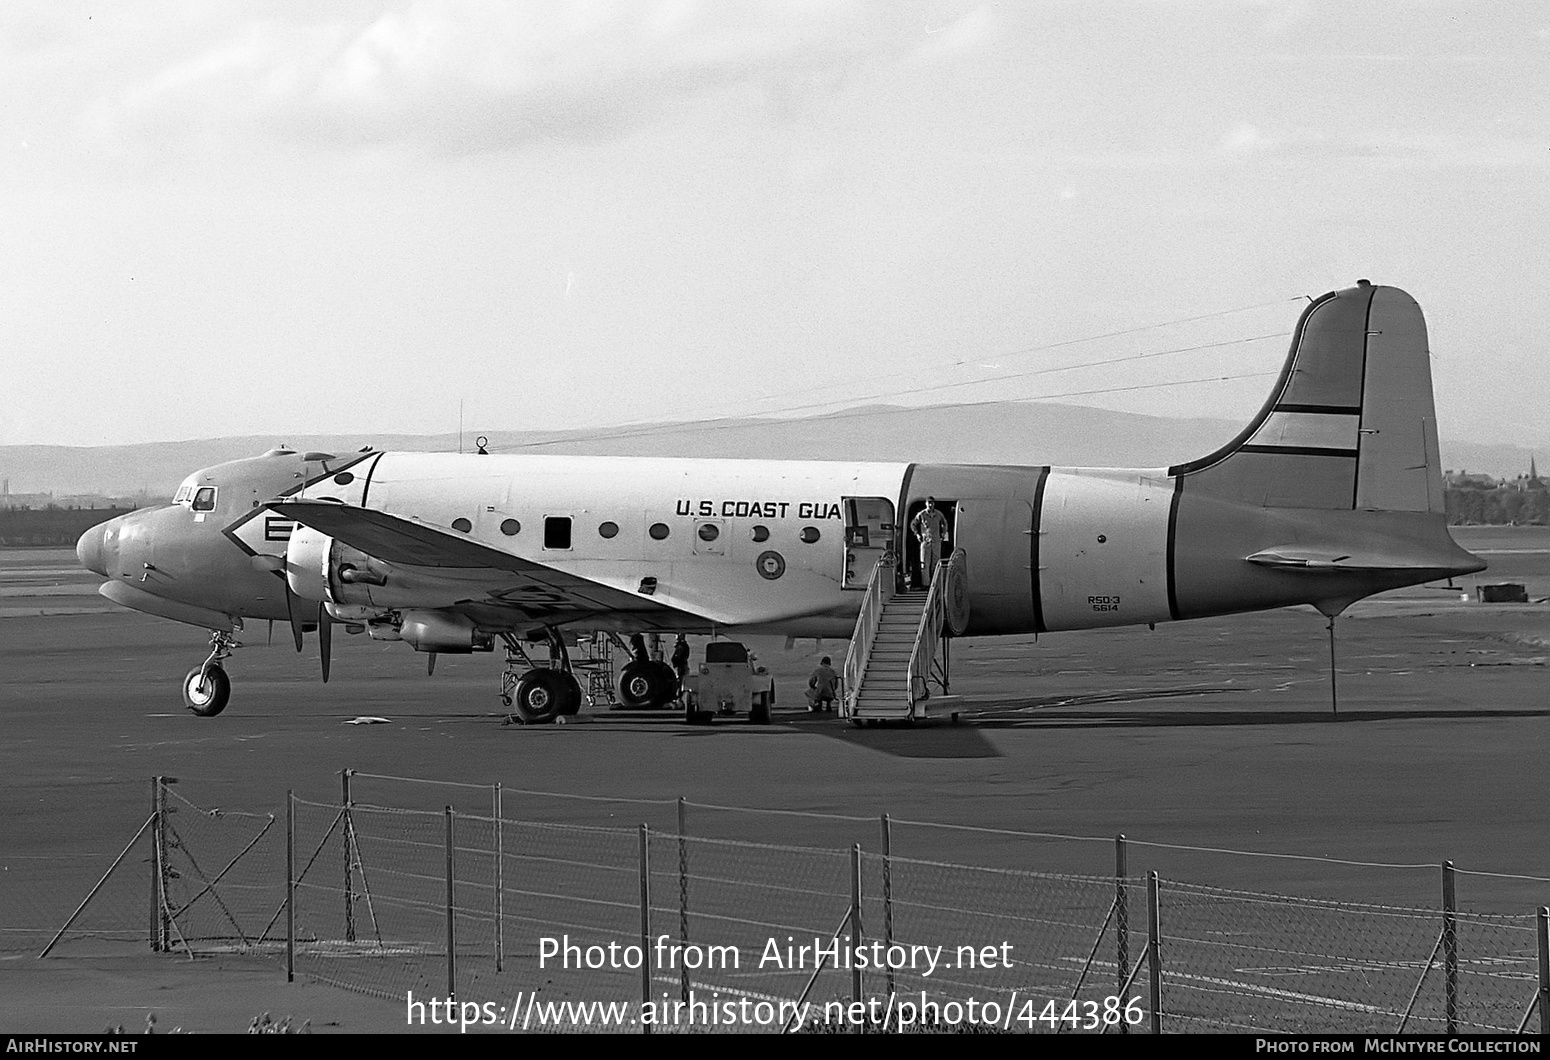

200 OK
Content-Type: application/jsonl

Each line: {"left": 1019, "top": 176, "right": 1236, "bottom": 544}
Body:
{"left": 182, "top": 628, "right": 239, "bottom": 717}
{"left": 500, "top": 629, "right": 583, "bottom": 725}
{"left": 617, "top": 657, "right": 680, "bottom": 710}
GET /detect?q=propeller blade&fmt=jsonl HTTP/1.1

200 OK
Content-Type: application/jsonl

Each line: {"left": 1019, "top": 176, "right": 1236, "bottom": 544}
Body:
{"left": 318, "top": 602, "right": 333, "bottom": 684}
{"left": 285, "top": 586, "right": 305, "bottom": 652}
{"left": 267, "top": 620, "right": 273, "bottom": 646}
{"left": 427, "top": 652, "right": 437, "bottom": 677}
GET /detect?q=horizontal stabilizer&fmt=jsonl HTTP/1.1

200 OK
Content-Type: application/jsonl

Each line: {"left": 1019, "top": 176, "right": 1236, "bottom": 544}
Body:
{"left": 1245, "top": 547, "right": 1481, "bottom": 575}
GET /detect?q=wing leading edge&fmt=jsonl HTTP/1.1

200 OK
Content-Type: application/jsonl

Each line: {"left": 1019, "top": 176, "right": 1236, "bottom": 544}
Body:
{"left": 271, "top": 499, "right": 707, "bottom": 623}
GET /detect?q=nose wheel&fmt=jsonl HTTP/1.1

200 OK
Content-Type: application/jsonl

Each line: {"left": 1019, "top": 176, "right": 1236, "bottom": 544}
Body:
{"left": 182, "top": 628, "right": 238, "bottom": 717}
{"left": 182, "top": 665, "right": 231, "bottom": 717}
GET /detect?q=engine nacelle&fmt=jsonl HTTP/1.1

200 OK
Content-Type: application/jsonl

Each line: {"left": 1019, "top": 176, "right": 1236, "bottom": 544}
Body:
{"left": 399, "top": 610, "right": 493, "bottom": 654}
{"left": 285, "top": 526, "right": 333, "bottom": 602}
{"left": 285, "top": 525, "right": 389, "bottom": 605}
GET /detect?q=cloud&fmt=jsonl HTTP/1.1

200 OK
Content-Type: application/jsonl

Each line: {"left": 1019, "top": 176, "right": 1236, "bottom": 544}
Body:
{"left": 84, "top": 0, "right": 940, "bottom": 154}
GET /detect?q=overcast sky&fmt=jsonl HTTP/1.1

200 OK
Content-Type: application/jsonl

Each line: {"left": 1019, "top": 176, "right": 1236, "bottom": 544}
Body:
{"left": 2, "top": 1, "right": 1546, "bottom": 449}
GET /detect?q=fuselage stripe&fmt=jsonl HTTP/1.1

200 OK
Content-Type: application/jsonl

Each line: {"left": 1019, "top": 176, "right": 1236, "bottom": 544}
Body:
{"left": 1030, "top": 466, "right": 1050, "bottom": 634}
{"left": 358, "top": 451, "right": 386, "bottom": 511}
{"left": 1274, "top": 403, "right": 1361, "bottom": 416}
{"left": 1237, "top": 444, "right": 1359, "bottom": 459}
{"left": 1166, "top": 474, "right": 1184, "bottom": 622}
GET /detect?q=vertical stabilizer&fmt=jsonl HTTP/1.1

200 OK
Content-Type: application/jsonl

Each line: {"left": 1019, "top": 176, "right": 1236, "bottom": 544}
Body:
{"left": 1170, "top": 282, "right": 1443, "bottom": 513}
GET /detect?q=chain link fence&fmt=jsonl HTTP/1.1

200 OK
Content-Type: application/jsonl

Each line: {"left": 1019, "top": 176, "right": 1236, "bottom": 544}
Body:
{"left": 18, "top": 773, "right": 1550, "bottom": 1035}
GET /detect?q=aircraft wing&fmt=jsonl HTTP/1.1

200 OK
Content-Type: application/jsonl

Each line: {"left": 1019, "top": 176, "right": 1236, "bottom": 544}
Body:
{"left": 270, "top": 499, "right": 704, "bottom": 622}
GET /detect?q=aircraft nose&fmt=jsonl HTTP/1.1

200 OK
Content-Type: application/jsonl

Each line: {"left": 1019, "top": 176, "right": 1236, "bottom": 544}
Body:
{"left": 77, "top": 520, "right": 111, "bottom": 577}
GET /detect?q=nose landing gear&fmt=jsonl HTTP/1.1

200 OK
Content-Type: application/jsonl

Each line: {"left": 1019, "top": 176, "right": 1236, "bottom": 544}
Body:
{"left": 182, "top": 628, "right": 238, "bottom": 717}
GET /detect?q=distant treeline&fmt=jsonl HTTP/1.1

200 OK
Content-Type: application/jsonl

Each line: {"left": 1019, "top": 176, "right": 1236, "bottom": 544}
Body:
{"left": 0, "top": 507, "right": 136, "bottom": 547}
{"left": 1445, "top": 487, "right": 1548, "bottom": 526}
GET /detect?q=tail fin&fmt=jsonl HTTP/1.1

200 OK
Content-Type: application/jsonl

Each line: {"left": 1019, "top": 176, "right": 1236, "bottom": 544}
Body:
{"left": 1170, "top": 281, "right": 1443, "bottom": 513}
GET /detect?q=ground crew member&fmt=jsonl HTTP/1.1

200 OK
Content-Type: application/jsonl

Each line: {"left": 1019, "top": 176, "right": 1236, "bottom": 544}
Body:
{"left": 910, "top": 497, "right": 949, "bottom": 588}
{"left": 629, "top": 632, "right": 650, "bottom": 665}
{"left": 670, "top": 633, "right": 691, "bottom": 682}
{"left": 806, "top": 656, "right": 839, "bottom": 712}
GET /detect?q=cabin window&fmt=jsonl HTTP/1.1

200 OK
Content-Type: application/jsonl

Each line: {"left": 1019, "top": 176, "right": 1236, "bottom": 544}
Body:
{"left": 800, "top": 526, "right": 820, "bottom": 544}
{"left": 750, "top": 525, "right": 769, "bottom": 542}
{"left": 500, "top": 519, "right": 520, "bottom": 536}
{"left": 697, "top": 523, "right": 720, "bottom": 542}
{"left": 649, "top": 522, "right": 670, "bottom": 540}
{"left": 451, "top": 518, "right": 472, "bottom": 533}
{"left": 192, "top": 487, "right": 218, "bottom": 512}
{"left": 333, "top": 471, "right": 354, "bottom": 485}
{"left": 599, "top": 521, "right": 619, "bottom": 539}
{"left": 544, "top": 517, "right": 572, "bottom": 550}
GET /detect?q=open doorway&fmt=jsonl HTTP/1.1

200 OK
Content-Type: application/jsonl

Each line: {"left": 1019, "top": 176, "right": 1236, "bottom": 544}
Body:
{"left": 903, "top": 498, "right": 957, "bottom": 590}
{"left": 841, "top": 497, "right": 896, "bottom": 589}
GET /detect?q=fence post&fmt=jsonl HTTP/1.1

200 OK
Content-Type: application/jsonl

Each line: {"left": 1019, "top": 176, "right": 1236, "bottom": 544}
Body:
{"left": 1538, "top": 907, "right": 1548, "bottom": 1036}
{"left": 1146, "top": 872, "right": 1162, "bottom": 1034}
{"left": 285, "top": 790, "right": 295, "bottom": 983}
{"left": 1442, "top": 861, "right": 1457, "bottom": 1034}
{"left": 149, "top": 777, "right": 160, "bottom": 952}
{"left": 1116, "top": 834, "right": 1129, "bottom": 1035}
{"left": 850, "top": 843, "right": 863, "bottom": 1029}
{"left": 342, "top": 770, "right": 354, "bottom": 944}
{"left": 640, "top": 823, "right": 652, "bottom": 1036}
{"left": 155, "top": 777, "right": 175, "bottom": 952}
{"left": 445, "top": 807, "right": 456, "bottom": 1000}
{"left": 678, "top": 797, "right": 689, "bottom": 1004}
{"left": 494, "top": 782, "right": 503, "bottom": 973}
{"left": 880, "top": 814, "right": 894, "bottom": 1001}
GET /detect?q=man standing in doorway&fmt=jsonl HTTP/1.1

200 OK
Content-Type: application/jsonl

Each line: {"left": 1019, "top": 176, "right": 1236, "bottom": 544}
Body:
{"left": 911, "top": 497, "right": 949, "bottom": 589}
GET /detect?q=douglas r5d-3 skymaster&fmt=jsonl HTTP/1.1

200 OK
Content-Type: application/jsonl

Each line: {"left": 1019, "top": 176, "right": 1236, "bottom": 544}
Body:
{"left": 77, "top": 281, "right": 1483, "bottom": 722}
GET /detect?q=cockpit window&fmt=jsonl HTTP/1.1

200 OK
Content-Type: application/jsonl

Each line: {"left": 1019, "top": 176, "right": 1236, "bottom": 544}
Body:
{"left": 174, "top": 485, "right": 192, "bottom": 504}
{"left": 192, "top": 487, "right": 218, "bottom": 512}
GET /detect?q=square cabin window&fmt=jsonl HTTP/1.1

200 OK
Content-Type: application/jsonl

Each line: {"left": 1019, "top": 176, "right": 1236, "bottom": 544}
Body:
{"left": 544, "top": 516, "right": 572, "bottom": 550}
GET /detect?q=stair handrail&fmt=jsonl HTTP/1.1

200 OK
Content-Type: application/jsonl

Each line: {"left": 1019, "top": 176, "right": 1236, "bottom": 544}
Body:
{"left": 907, "top": 549, "right": 963, "bottom": 714}
{"left": 842, "top": 554, "right": 894, "bottom": 716}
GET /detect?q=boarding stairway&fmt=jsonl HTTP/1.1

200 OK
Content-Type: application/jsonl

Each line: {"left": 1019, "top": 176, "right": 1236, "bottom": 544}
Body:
{"left": 842, "top": 550, "right": 962, "bottom": 723}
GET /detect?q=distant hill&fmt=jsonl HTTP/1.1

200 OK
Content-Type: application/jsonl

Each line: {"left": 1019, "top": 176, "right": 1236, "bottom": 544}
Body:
{"left": 0, "top": 402, "right": 1537, "bottom": 496}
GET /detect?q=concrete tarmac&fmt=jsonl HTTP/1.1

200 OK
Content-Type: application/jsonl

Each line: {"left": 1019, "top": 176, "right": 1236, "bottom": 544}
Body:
{"left": 2, "top": 533, "right": 1547, "bottom": 1032}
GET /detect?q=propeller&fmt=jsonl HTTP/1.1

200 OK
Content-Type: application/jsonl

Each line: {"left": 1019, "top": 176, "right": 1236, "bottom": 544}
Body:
{"left": 427, "top": 652, "right": 437, "bottom": 677}
{"left": 318, "top": 602, "right": 333, "bottom": 684}
{"left": 284, "top": 585, "right": 306, "bottom": 652}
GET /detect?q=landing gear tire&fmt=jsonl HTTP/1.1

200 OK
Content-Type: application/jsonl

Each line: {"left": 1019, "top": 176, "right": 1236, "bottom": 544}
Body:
{"left": 619, "top": 660, "right": 677, "bottom": 709}
{"left": 182, "top": 666, "right": 231, "bottom": 717}
{"left": 650, "top": 661, "right": 679, "bottom": 707}
{"left": 557, "top": 672, "right": 583, "bottom": 716}
{"left": 512, "top": 669, "right": 569, "bottom": 724}
{"left": 750, "top": 692, "right": 771, "bottom": 725}
{"left": 684, "top": 696, "right": 714, "bottom": 725}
